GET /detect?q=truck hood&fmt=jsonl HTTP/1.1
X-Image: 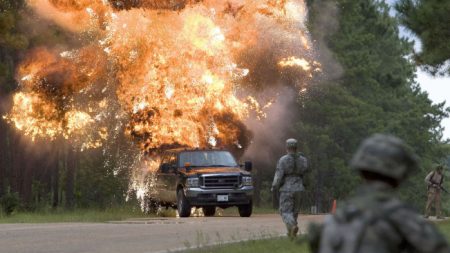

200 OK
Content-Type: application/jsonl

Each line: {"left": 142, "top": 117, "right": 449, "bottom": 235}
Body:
{"left": 181, "top": 167, "right": 249, "bottom": 176}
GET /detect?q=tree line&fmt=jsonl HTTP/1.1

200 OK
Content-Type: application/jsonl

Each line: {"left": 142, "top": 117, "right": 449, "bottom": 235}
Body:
{"left": 295, "top": 0, "right": 450, "bottom": 212}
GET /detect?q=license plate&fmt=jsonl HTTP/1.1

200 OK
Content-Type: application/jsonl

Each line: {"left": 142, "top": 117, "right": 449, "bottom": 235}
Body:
{"left": 217, "top": 195, "right": 229, "bottom": 202}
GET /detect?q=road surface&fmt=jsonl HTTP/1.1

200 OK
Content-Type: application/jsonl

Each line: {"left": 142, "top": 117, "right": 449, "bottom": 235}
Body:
{"left": 0, "top": 214, "right": 325, "bottom": 253}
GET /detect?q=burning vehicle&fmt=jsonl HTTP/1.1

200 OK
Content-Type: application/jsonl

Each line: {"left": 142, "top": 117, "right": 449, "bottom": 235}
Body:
{"left": 150, "top": 148, "right": 253, "bottom": 217}
{"left": 4, "top": 0, "right": 320, "bottom": 210}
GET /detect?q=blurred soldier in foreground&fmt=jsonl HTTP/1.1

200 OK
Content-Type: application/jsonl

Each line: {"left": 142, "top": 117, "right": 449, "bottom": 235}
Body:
{"left": 425, "top": 165, "right": 445, "bottom": 218}
{"left": 309, "top": 134, "right": 450, "bottom": 253}
{"left": 271, "top": 138, "right": 308, "bottom": 238}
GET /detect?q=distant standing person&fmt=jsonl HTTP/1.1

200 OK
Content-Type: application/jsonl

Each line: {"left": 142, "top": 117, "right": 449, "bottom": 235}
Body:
{"left": 308, "top": 134, "right": 450, "bottom": 253}
{"left": 271, "top": 138, "right": 308, "bottom": 238}
{"left": 425, "top": 165, "right": 445, "bottom": 219}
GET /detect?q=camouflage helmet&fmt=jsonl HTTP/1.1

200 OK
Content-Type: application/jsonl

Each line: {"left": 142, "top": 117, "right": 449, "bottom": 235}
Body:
{"left": 350, "top": 134, "right": 419, "bottom": 181}
{"left": 286, "top": 138, "right": 298, "bottom": 149}
{"left": 435, "top": 164, "right": 444, "bottom": 171}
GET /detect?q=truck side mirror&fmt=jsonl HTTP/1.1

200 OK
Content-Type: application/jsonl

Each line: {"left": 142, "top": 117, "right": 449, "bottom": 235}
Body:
{"left": 161, "top": 163, "right": 170, "bottom": 173}
{"left": 184, "top": 162, "right": 191, "bottom": 173}
{"left": 244, "top": 161, "right": 252, "bottom": 172}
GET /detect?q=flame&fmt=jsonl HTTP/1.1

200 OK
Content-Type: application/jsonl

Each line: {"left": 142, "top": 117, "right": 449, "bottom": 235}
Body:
{"left": 6, "top": 0, "right": 318, "bottom": 154}
{"left": 6, "top": 92, "right": 62, "bottom": 141}
{"left": 183, "top": 13, "right": 225, "bottom": 55}
{"left": 278, "top": 56, "right": 311, "bottom": 71}
{"left": 65, "top": 111, "right": 94, "bottom": 136}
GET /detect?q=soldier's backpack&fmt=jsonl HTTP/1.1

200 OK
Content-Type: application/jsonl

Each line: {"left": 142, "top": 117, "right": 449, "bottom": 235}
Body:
{"left": 311, "top": 198, "right": 405, "bottom": 253}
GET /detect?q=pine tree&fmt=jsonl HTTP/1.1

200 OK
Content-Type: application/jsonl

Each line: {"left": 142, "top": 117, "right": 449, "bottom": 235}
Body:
{"left": 301, "top": 0, "right": 449, "bottom": 211}
{"left": 396, "top": 0, "right": 450, "bottom": 76}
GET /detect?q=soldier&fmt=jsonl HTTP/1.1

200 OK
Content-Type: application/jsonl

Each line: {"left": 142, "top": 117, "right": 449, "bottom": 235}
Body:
{"left": 424, "top": 165, "right": 445, "bottom": 219}
{"left": 309, "top": 134, "right": 450, "bottom": 253}
{"left": 271, "top": 138, "right": 308, "bottom": 238}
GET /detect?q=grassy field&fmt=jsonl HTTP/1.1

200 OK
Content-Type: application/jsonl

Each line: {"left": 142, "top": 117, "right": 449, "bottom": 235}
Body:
{"left": 181, "top": 220, "right": 450, "bottom": 253}
{"left": 0, "top": 206, "right": 276, "bottom": 223}
{"left": 438, "top": 220, "right": 450, "bottom": 237}
{"left": 182, "top": 237, "right": 308, "bottom": 253}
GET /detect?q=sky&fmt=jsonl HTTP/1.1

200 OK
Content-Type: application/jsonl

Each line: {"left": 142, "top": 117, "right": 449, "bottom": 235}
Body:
{"left": 417, "top": 71, "right": 450, "bottom": 139}
{"left": 385, "top": 0, "right": 450, "bottom": 140}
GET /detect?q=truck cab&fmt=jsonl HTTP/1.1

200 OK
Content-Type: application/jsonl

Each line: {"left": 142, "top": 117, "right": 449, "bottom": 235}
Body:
{"left": 152, "top": 148, "right": 253, "bottom": 217}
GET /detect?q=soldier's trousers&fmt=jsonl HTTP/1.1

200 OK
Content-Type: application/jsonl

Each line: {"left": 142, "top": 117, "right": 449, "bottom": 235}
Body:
{"left": 279, "top": 191, "right": 301, "bottom": 232}
{"left": 425, "top": 188, "right": 441, "bottom": 217}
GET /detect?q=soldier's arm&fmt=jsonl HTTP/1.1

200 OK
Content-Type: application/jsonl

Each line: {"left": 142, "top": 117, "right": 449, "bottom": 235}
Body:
{"left": 303, "top": 156, "right": 309, "bottom": 172}
{"left": 295, "top": 153, "right": 308, "bottom": 174}
{"left": 390, "top": 208, "right": 450, "bottom": 253}
{"left": 425, "top": 172, "right": 434, "bottom": 185}
{"left": 271, "top": 159, "right": 284, "bottom": 190}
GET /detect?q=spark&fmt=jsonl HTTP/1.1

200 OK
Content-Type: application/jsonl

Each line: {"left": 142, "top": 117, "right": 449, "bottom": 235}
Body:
{"left": 208, "top": 136, "right": 217, "bottom": 147}
{"left": 21, "top": 75, "right": 33, "bottom": 81}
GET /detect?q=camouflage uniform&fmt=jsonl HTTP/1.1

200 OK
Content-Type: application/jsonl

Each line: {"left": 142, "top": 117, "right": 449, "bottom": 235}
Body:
{"left": 272, "top": 139, "right": 308, "bottom": 237}
{"left": 424, "top": 167, "right": 444, "bottom": 218}
{"left": 309, "top": 134, "right": 450, "bottom": 253}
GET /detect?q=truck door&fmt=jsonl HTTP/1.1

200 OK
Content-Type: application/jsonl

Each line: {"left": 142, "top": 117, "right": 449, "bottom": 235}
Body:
{"left": 166, "top": 153, "right": 178, "bottom": 203}
{"left": 156, "top": 153, "right": 170, "bottom": 202}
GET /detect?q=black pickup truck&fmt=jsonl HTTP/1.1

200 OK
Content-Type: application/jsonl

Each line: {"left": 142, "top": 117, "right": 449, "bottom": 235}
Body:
{"left": 150, "top": 148, "right": 253, "bottom": 217}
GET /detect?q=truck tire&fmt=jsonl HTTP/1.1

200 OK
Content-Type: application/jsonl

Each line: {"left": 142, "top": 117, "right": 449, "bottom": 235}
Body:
{"left": 238, "top": 202, "right": 252, "bottom": 217}
{"left": 177, "top": 189, "right": 191, "bottom": 217}
{"left": 148, "top": 199, "right": 159, "bottom": 214}
{"left": 203, "top": 206, "right": 216, "bottom": 216}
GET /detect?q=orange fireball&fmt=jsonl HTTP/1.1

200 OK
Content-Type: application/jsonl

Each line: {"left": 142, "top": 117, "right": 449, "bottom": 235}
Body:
{"left": 6, "top": 0, "right": 318, "bottom": 153}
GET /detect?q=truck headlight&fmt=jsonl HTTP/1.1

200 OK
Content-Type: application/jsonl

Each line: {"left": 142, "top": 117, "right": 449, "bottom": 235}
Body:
{"left": 186, "top": 177, "right": 199, "bottom": 187}
{"left": 242, "top": 176, "right": 252, "bottom": 186}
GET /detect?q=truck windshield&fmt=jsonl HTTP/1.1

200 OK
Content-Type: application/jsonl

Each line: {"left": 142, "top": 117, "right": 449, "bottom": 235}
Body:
{"left": 179, "top": 151, "right": 238, "bottom": 167}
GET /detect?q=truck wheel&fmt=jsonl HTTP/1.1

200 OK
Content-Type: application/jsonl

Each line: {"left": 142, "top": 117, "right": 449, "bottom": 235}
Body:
{"left": 148, "top": 199, "right": 159, "bottom": 214}
{"left": 203, "top": 206, "right": 216, "bottom": 216}
{"left": 238, "top": 202, "right": 252, "bottom": 217}
{"left": 177, "top": 189, "right": 191, "bottom": 218}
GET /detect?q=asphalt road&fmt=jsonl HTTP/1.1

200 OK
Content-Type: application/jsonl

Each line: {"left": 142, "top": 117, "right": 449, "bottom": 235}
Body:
{"left": 0, "top": 214, "right": 325, "bottom": 253}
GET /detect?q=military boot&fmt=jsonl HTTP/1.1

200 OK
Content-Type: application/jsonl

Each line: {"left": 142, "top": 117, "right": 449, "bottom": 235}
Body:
{"left": 288, "top": 225, "right": 299, "bottom": 239}
{"left": 292, "top": 225, "right": 299, "bottom": 237}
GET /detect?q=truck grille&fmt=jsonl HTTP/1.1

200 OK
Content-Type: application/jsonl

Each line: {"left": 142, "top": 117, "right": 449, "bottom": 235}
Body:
{"left": 201, "top": 175, "right": 240, "bottom": 189}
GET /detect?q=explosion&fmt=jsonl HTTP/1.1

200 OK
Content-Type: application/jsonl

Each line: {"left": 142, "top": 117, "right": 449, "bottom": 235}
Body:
{"left": 5, "top": 0, "right": 319, "bottom": 155}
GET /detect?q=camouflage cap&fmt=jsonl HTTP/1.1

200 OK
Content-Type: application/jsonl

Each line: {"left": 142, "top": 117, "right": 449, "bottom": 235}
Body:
{"left": 350, "top": 134, "right": 419, "bottom": 181}
{"left": 435, "top": 164, "right": 444, "bottom": 171}
{"left": 286, "top": 138, "right": 298, "bottom": 148}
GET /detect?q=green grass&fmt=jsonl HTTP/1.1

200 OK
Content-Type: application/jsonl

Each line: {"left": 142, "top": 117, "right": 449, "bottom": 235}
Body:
{"left": 0, "top": 207, "right": 150, "bottom": 223}
{"left": 217, "top": 206, "right": 277, "bottom": 216}
{"left": 181, "top": 237, "right": 308, "bottom": 253}
{"left": 0, "top": 205, "right": 275, "bottom": 223}
{"left": 251, "top": 206, "right": 278, "bottom": 214}
{"left": 181, "top": 219, "right": 450, "bottom": 253}
{"left": 437, "top": 220, "right": 450, "bottom": 237}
